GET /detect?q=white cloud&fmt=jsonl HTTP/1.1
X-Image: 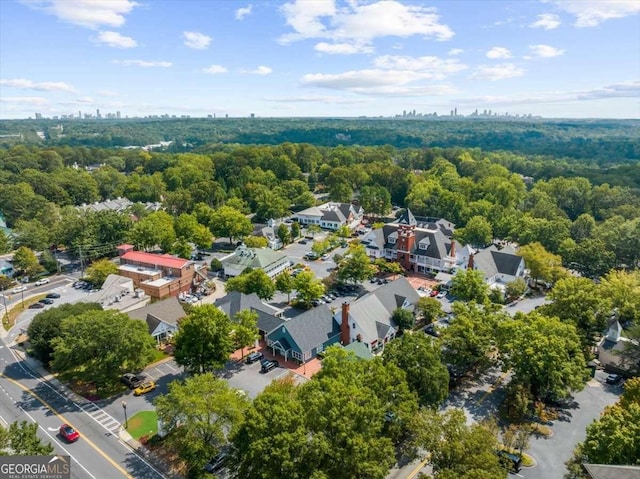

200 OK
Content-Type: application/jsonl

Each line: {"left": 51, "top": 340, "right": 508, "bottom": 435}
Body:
{"left": 373, "top": 55, "right": 467, "bottom": 78}
{"left": 471, "top": 63, "right": 525, "bottom": 81}
{"left": 486, "top": 47, "right": 512, "bottom": 59}
{"left": 20, "top": 0, "right": 139, "bottom": 29}
{"left": 314, "top": 42, "right": 373, "bottom": 54}
{"left": 75, "top": 96, "right": 94, "bottom": 104}
{"left": 279, "top": 0, "right": 453, "bottom": 53}
{"left": 0, "top": 96, "right": 49, "bottom": 105}
{"left": 183, "top": 31, "right": 212, "bottom": 50}
{"left": 551, "top": 0, "right": 640, "bottom": 27}
{"left": 114, "top": 59, "right": 172, "bottom": 67}
{"left": 529, "top": 13, "right": 561, "bottom": 29}
{"left": 301, "top": 69, "right": 457, "bottom": 96}
{"left": 265, "top": 95, "right": 369, "bottom": 104}
{"left": 94, "top": 31, "right": 137, "bottom": 48}
{"left": 235, "top": 4, "right": 253, "bottom": 20}
{"left": 529, "top": 44, "right": 565, "bottom": 58}
{"left": 448, "top": 48, "right": 464, "bottom": 56}
{"left": 202, "top": 65, "right": 228, "bottom": 74}
{"left": 0, "top": 78, "right": 77, "bottom": 93}
{"left": 245, "top": 66, "right": 273, "bottom": 75}
{"left": 96, "top": 90, "right": 120, "bottom": 97}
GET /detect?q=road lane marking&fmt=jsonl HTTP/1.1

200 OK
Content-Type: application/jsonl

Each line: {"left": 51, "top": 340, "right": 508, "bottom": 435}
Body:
{"left": 407, "top": 454, "right": 431, "bottom": 479}
{"left": 476, "top": 370, "right": 510, "bottom": 406}
{"left": 1, "top": 373, "right": 134, "bottom": 479}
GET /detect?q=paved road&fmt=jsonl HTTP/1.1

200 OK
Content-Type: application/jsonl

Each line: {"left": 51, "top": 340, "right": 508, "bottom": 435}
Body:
{"left": 0, "top": 337, "right": 167, "bottom": 479}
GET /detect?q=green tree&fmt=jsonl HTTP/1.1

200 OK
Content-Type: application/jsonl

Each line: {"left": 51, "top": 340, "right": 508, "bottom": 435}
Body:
{"left": 598, "top": 270, "right": 640, "bottom": 325}
{"left": 290, "top": 221, "right": 301, "bottom": 239}
{"left": 335, "top": 225, "right": 350, "bottom": 238}
{"left": 12, "top": 246, "right": 44, "bottom": 277}
{"left": 359, "top": 185, "right": 392, "bottom": 217}
{"left": 337, "top": 244, "right": 375, "bottom": 284}
{"left": 85, "top": 258, "right": 118, "bottom": 287}
{"left": 170, "top": 237, "right": 193, "bottom": 259}
{"left": 127, "top": 211, "right": 176, "bottom": 252}
{"left": 210, "top": 257, "right": 223, "bottom": 271}
{"left": 155, "top": 374, "right": 249, "bottom": 472}
{"left": 243, "top": 235, "right": 269, "bottom": 248}
{"left": 311, "top": 238, "right": 331, "bottom": 256}
{"left": 450, "top": 268, "right": 489, "bottom": 303}
{"left": 173, "top": 305, "right": 235, "bottom": 374}
{"left": 225, "top": 269, "right": 275, "bottom": 300}
{"left": 210, "top": 206, "right": 253, "bottom": 245}
{"left": 384, "top": 333, "right": 449, "bottom": 407}
{"left": 293, "top": 270, "right": 325, "bottom": 306}
{"left": 0, "top": 421, "right": 54, "bottom": 456}
{"left": 233, "top": 310, "right": 260, "bottom": 359}
{"left": 391, "top": 308, "right": 415, "bottom": 332}
{"left": 457, "top": 216, "right": 493, "bottom": 248}
{"left": 498, "top": 313, "right": 588, "bottom": 401}
{"left": 12, "top": 219, "right": 51, "bottom": 251}
{"left": 411, "top": 409, "right": 505, "bottom": 479}
{"left": 373, "top": 258, "right": 403, "bottom": 276}
{"left": 0, "top": 229, "right": 11, "bottom": 253}
{"left": 519, "top": 242, "right": 566, "bottom": 286}
{"left": 27, "top": 302, "right": 102, "bottom": 366}
{"left": 541, "top": 276, "right": 610, "bottom": 348}
{"left": 417, "top": 296, "right": 443, "bottom": 323}
{"left": 276, "top": 223, "right": 291, "bottom": 246}
{"left": 51, "top": 310, "right": 155, "bottom": 389}
{"left": 505, "top": 278, "right": 527, "bottom": 301}
{"left": 275, "top": 272, "right": 294, "bottom": 302}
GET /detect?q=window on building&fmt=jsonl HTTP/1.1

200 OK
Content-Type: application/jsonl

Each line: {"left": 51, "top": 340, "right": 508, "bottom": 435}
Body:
{"left": 419, "top": 243, "right": 427, "bottom": 250}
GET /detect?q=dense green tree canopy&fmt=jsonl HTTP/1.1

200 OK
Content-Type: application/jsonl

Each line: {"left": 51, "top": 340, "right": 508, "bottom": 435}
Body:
{"left": 0, "top": 421, "right": 54, "bottom": 456}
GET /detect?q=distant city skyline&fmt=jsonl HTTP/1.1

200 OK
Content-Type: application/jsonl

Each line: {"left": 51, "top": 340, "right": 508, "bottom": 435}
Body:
{"left": 1, "top": 0, "right": 639, "bottom": 120}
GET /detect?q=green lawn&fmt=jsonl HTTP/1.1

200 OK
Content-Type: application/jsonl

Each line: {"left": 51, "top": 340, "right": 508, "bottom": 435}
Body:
{"left": 126, "top": 410, "right": 158, "bottom": 441}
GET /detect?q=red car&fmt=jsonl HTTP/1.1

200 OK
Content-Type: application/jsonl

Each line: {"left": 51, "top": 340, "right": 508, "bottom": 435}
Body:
{"left": 59, "top": 424, "right": 80, "bottom": 442}
{"left": 430, "top": 290, "right": 439, "bottom": 297}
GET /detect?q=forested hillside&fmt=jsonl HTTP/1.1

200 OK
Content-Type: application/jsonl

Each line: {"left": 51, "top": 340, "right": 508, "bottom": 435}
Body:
{"left": 1, "top": 118, "right": 638, "bottom": 163}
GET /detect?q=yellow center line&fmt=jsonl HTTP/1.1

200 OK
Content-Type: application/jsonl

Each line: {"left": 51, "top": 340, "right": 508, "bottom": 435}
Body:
{"left": 407, "top": 454, "right": 431, "bottom": 479}
{"left": 1, "top": 373, "right": 134, "bottom": 479}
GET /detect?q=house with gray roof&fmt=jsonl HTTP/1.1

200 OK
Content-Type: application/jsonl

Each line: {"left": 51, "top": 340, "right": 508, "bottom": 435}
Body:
{"left": 334, "top": 277, "right": 420, "bottom": 353}
{"left": 597, "top": 320, "right": 638, "bottom": 376}
{"left": 127, "top": 296, "right": 186, "bottom": 343}
{"left": 83, "top": 273, "right": 149, "bottom": 312}
{"left": 266, "top": 304, "right": 341, "bottom": 363}
{"left": 466, "top": 244, "right": 525, "bottom": 289}
{"left": 221, "top": 245, "right": 291, "bottom": 279}
{"left": 360, "top": 209, "right": 460, "bottom": 274}
{"left": 293, "top": 202, "right": 363, "bottom": 230}
{"left": 215, "top": 291, "right": 285, "bottom": 338}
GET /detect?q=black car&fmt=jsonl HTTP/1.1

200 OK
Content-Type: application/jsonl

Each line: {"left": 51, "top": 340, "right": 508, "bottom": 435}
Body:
{"left": 260, "top": 359, "right": 279, "bottom": 373}
{"left": 605, "top": 374, "right": 623, "bottom": 385}
{"left": 29, "top": 303, "right": 45, "bottom": 309}
{"left": 204, "top": 451, "right": 228, "bottom": 473}
{"left": 120, "top": 373, "right": 145, "bottom": 389}
{"left": 39, "top": 298, "right": 54, "bottom": 305}
{"left": 46, "top": 293, "right": 61, "bottom": 299}
{"left": 246, "top": 351, "right": 264, "bottom": 364}
{"left": 496, "top": 450, "right": 522, "bottom": 473}
{"left": 424, "top": 324, "right": 441, "bottom": 337}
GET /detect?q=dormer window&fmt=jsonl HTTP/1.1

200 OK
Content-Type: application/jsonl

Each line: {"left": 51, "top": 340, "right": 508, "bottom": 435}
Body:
{"left": 388, "top": 237, "right": 396, "bottom": 244}
{"left": 419, "top": 243, "right": 427, "bottom": 250}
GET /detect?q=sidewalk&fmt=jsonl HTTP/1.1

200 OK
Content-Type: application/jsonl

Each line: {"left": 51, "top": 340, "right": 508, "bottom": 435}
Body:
{"left": 7, "top": 343, "right": 181, "bottom": 479}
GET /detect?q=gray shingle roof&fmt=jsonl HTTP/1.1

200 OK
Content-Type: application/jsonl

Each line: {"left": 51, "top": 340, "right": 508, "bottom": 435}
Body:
{"left": 583, "top": 465, "right": 640, "bottom": 479}
{"left": 214, "top": 291, "right": 284, "bottom": 334}
{"left": 128, "top": 297, "right": 186, "bottom": 333}
{"left": 396, "top": 208, "right": 417, "bottom": 226}
{"left": 473, "top": 245, "right": 523, "bottom": 278}
{"left": 276, "top": 304, "right": 341, "bottom": 353}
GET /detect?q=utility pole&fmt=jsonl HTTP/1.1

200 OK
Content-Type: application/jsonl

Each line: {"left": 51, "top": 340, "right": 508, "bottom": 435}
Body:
{"left": 79, "top": 245, "right": 84, "bottom": 278}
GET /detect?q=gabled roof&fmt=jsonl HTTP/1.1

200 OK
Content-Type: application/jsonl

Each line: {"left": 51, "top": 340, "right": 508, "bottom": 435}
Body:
{"left": 371, "top": 276, "right": 420, "bottom": 314}
{"left": 296, "top": 206, "right": 324, "bottom": 217}
{"left": 121, "top": 251, "right": 190, "bottom": 270}
{"left": 276, "top": 304, "right": 340, "bottom": 353}
{"left": 344, "top": 341, "right": 374, "bottom": 360}
{"left": 215, "top": 291, "right": 284, "bottom": 334}
{"left": 473, "top": 245, "right": 523, "bottom": 278}
{"left": 322, "top": 209, "right": 346, "bottom": 223}
{"left": 396, "top": 208, "right": 417, "bottom": 226}
{"left": 583, "top": 464, "right": 640, "bottom": 479}
{"left": 128, "top": 297, "right": 186, "bottom": 332}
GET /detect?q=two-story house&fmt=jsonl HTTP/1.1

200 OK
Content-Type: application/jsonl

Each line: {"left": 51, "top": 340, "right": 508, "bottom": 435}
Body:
{"left": 221, "top": 245, "right": 291, "bottom": 279}
{"left": 293, "top": 202, "right": 364, "bottom": 230}
{"left": 360, "top": 209, "right": 460, "bottom": 274}
{"left": 466, "top": 244, "right": 526, "bottom": 290}
{"left": 116, "top": 245, "right": 207, "bottom": 299}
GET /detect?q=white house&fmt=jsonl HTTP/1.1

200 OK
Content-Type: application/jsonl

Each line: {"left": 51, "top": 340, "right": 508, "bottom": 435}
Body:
{"left": 221, "top": 245, "right": 291, "bottom": 279}
{"left": 293, "top": 202, "right": 363, "bottom": 230}
{"left": 466, "top": 244, "right": 526, "bottom": 289}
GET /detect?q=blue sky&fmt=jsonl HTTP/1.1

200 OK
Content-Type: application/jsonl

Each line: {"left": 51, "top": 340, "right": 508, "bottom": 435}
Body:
{"left": 1, "top": 0, "right": 639, "bottom": 119}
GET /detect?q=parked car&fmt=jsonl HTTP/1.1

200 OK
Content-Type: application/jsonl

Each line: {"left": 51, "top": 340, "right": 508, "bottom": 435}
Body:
{"left": 12, "top": 286, "right": 27, "bottom": 294}
{"left": 320, "top": 254, "right": 330, "bottom": 261}
{"left": 260, "top": 359, "right": 279, "bottom": 373}
{"left": 34, "top": 278, "right": 50, "bottom": 286}
{"left": 430, "top": 289, "right": 439, "bottom": 297}
{"left": 436, "top": 291, "right": 447, "bottom": 299}
{"left": 46, "top": 293, "right": 61, "bottom": 299}
{"left": 39, "top": 298, "right": 54, "bottom": 305}
{"left": 204, "top": 450, "right": 228, "bottom": 473}
{"left": 28, "top": 303, "right": 45, "bottom": 309}
{"left": 605, "top": 374, "right": 623, "bottom": 385}
{"left": 120, "top": 373, "right": 145, "bottom": 389}
{"left": 299, "top": 239, "right": 308, "bottom": 245}
{"left": 59, "top": 424, "right": 80, "bottom": 443}
{"left": 134, "top": 381, "right": 157, "bottom": 396}
{"left": 246, "top": 351, "right": 264, "bottom": 364}
{"left": 424, "top": 324, "right": 441, "bottom": 337}
{"left": 495, "top": 450, "right": 522, "bottom": 473}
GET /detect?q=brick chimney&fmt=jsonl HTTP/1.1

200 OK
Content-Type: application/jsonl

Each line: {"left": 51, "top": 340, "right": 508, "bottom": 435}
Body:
{"left": 449, "top": 240, "right": 456, "bottom": 258}
{"left": 341, "top": 302, "right": 351, "bottom": 345}
{"left": 467, "top": 253, "right": 474, "bottom": 270}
